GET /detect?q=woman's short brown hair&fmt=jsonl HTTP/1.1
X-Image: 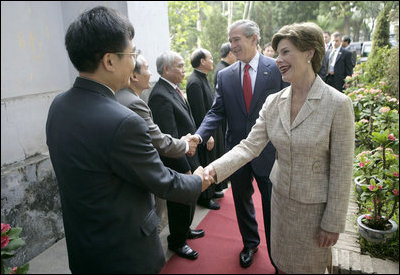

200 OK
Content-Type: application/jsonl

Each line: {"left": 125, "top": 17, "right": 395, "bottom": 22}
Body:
{"left": 271, "top": 22, "right": 325, "bottom": 73}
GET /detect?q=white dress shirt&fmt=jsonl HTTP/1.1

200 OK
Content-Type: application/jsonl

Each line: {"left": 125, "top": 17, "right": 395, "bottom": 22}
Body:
{"left": 240, "top": 51, "right": 259, "bottom": 94}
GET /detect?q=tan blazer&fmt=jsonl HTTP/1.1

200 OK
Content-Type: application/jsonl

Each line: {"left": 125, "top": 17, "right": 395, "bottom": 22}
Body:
{"left": 211, "top": 75, "right": 355, "bottom": 233}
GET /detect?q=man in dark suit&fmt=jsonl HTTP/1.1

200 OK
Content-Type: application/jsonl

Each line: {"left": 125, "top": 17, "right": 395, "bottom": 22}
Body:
{"left": 213, "top": 42, "right": 237, "bottom": 89}
{"left": 319, "top": 32, "right": 353, "bottom": 92}
{"left": 342, "top": 35, "right": 357, "bottom": 68}
{"left": 186, "top": 48, "right": 222, "bottom": 210}
{"left": 148, "top": 51, "right": 204, "bottom": 260}
{"left": 46, "top": 7, "right": 210, "bottom": 274}
{"left": 193, "top": 20, "right": 288, "bottom": 271}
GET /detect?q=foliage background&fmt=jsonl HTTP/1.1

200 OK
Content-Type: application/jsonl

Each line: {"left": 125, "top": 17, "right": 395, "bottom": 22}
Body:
{"left": 167, "top": 1, "right": 398, "bottom": 91}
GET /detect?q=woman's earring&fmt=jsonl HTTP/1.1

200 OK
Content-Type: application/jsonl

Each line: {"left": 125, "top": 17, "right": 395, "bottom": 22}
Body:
{"left": 307, "top": 60, "right": 311, "bottom": 64}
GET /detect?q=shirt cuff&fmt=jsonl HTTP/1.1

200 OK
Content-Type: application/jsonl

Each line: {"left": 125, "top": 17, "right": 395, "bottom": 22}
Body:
{"left": 194, "top": 134, "right": 203, "bottom": 144}
{"left": 184, "top": 140, "right": 189, "bottom": 153}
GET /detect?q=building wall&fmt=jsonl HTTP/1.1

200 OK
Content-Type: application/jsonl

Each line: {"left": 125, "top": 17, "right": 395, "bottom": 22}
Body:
{"left": 1, "top": 1, "right": 70, "bottom": 165}
{"left": 1, "top": 1, "right": 170, "bottom": 267}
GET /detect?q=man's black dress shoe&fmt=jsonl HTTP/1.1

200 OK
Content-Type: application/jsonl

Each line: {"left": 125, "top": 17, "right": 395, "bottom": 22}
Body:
{"left": 168, "top": 244, "right": 198, "bottom": 260}
{"left": 213, "top": 191, "right": 224, "bottom": 198}
{"left": 239, "top": 246, "right": 258, "bottom": 268}
{"left": 188, "top": 229, "right": 205, "bottom": 239}
{"left": 198, "top": 199, "right": 220, "bottom": 210}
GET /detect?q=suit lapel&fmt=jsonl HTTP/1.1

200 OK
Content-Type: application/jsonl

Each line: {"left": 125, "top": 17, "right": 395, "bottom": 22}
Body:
{"left": 335, "top": 48, "right": 344, "bottom": 64}
{"left": 290, "top": 76, "right": 325, "bottom": 130}
{"left": 290, "top": 100, "right": 314, "bottom": 130}
{"left": 161, "top": 79, "right": 196, "bottom": 126}
{"left": 278, "top": 87, "right": 291, "bottom": 136}
{"left": 250, "top": 57, "right": 272, "bottom": 115}
{"left": 231, "top": 63, "right": 247, "bottom": 115}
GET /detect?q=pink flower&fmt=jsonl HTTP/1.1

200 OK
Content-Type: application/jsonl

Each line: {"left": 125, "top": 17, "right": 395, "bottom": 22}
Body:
{"left": 388, "top": 134, "right": 396, "bottom": 141}
{"left": 393, "top": 172, "right": 399, "bottom": 177}
{"left": 1, "top": 234, "right": 10, "bottom": 249}
{"left": 360, "top": 119, "right": 369, "bottom": 123}
{"left": 378, "top": 185, "right": 382, "bottom": 190}
{"left": 393, "top": 189, "right": 399, "bottom": 196}
{"left": 360, "top": 162, "right": 365, "bottom": 168}
{"left": 365, "top": 214, "right": 372, "bottom": 220}
{"left": 10, "top": 267, "right": 17, "bottom": 274}
{"left": 368, "top": 185, "right": 375, "bottom": 191}
{"left": 368, "top": 207, "right": 372, "bottom": 212}
{"left": 1, "top": 223, "right": 11, "bottom": 234}
{"left": 379, "top": 106, "right": 390, "bottom": 113}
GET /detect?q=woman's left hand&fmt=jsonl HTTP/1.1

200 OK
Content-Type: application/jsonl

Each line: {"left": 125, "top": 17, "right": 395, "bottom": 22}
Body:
{"left": 317, "top": 228, "right": 339, "bottom": 248}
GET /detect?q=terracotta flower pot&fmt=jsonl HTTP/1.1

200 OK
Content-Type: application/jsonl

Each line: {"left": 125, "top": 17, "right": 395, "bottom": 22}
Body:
{"left": 357, "top": 215, "right": 398, "bottom": 243}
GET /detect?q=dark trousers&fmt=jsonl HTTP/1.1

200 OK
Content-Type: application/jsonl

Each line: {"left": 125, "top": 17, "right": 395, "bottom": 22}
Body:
{"left": 166, "top": 201, "right": 195, "bottom": 249}
{"left": 325, "top": 74, "right": 344, "bottom": 92}
{"left": 230, "top": 163, "right": 276, "bottom": 269}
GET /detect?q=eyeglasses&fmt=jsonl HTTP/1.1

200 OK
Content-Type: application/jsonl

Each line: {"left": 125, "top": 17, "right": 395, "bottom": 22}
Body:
{"left": 114, "top": 52, "right": 138, "bottom": 59}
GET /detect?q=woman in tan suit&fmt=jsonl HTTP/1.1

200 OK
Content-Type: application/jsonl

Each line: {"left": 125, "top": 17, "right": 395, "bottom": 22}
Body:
{"left": 205, "top": 22, "right": 355, "bottom": 273}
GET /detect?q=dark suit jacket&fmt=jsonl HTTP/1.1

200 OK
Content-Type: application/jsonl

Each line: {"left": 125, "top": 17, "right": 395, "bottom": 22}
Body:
{"left": 148, "top": 78, "right": 200, "bottom": 173}
{"left": 213, "top": 60, "right": 230, "bottom": 89}
{"left": 319, "top": 47, "right": 353, "bottom": 92}
{"left": 115, "top": 88, "right": 186, "bottom": 158}
{"left": 196, "top": 54, "right": 288, "bottom": 177}
{"left": 46, "top": 77, "right": 201, "bottom": 274}
{"left": 187, "top": 69, "right": 225, "bottom": 169}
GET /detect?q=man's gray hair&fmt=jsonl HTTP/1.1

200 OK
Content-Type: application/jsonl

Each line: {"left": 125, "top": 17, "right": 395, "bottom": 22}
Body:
{"left": 229, "top": 20, "right": 260, "bottom": 42}
{"left": 156, "top": 51, "right": 182, "bottom": 75}
{"left": 332, "top": 31, "right": 341, "bottom": 39}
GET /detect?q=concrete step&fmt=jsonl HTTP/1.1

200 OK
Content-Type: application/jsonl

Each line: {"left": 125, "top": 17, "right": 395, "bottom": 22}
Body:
{"left": 338, "top": 249, "right": 351, "bottom": 273}
{"left": 349, "top": 251, "right": 362, "bottom": 274}
{"left": 360, "top": 254, "right": 375, "bottom": 274}
{"left": 371, "top": 257, "right": 399, "bottom": 274}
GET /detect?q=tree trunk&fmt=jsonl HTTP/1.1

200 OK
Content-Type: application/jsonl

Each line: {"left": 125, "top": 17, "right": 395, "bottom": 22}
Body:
{"left": 344, "top": 15, "right": 350, "bottom": 36}
{"left": 197, "top": 1, "right": 201, "bottom": 47}
{"left": 353, "top": 18, "right": 363, "bottom": 42}
{"left": 243, "top": 1, "right": 249, "bottom": 20}
{"left": 247, "top": 1, "right": 254, "bottom": 20}
{"left": 228, "top": 1, "right": 233, "bottom": 26}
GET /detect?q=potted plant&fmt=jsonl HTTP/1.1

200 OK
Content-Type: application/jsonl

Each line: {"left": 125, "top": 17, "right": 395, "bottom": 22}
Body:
{"left": 1, "top": 223, "right": 29, "bottom": 274}
{"left": 355, "top": 130, "right": 399, "bottom": 243}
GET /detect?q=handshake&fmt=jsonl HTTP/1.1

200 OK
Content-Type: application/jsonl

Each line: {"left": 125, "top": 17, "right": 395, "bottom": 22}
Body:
{"left": 193, "top": 164, "right": 217, "bottom": 192}
{"left": 181, "top": 134, "right": 214, "bottom": 157}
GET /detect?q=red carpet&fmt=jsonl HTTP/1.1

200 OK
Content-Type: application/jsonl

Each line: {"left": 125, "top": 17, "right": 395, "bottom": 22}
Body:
{"left": 160, "top": 181, "right": 275, "bottom": 274}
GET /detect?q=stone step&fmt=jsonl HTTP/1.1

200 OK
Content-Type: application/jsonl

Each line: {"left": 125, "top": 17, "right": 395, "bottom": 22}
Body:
{"left": 371, "top": 257, "right": 399, "bottom": 274}
{"left": 338, "top": 249, "right": 351, "bottom": 273}
{"left": 349, "top": 251, "right": 362, "bottom": 274}
{"left": 360, "top": 254, "right": 375, "bottom": 274}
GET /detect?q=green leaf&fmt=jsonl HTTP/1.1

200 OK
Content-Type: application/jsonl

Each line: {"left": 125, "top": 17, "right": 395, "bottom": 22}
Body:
{"left": 3, "top": 238, "right": 25, "bottom": 251}
{"left": 15, "top": 263, "right": 29, "bottom": 274}
{"left": 1, "top": 250, "right": 16, "bottom": 258}
{"left": 7, "top": 227, "right": 22, "bottom": 239}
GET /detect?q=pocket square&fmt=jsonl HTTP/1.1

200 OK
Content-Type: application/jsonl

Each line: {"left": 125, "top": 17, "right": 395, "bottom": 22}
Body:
{"left": 263, "top": 71, "right": 269, "bottom": 75}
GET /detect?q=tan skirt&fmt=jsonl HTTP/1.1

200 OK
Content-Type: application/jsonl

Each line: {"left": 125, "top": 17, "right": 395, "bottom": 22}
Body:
{"left": 271, "top": 189, "right": 331, "bottom": 274}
